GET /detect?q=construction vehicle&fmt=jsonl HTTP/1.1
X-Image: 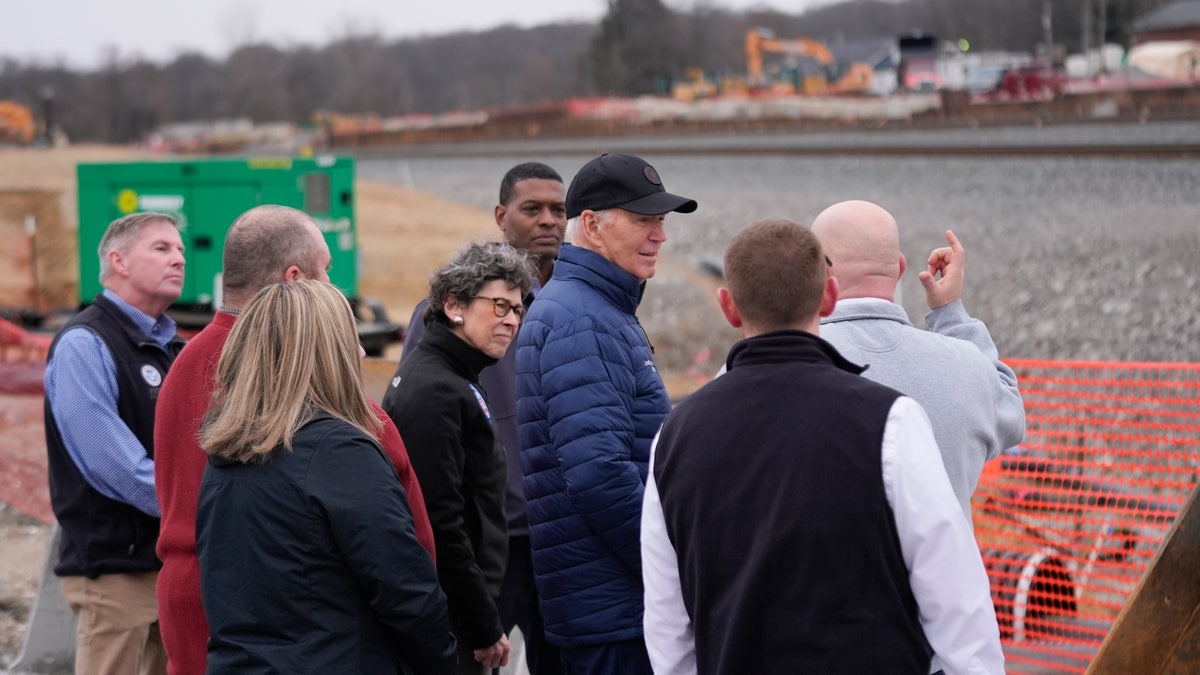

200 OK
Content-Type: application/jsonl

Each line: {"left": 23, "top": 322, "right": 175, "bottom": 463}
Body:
{"left": 897, "top": 35, "right": 944, "bottom": 92}
{"left": 670, "top": 68, "right": 719, "bottom": 102}
{"left": 745, "top": 28, "right": 874, "bottom": 95}
{"left": 0, "top": 100, "right": 35, "bottom": 145}
{"left": 76, "top": 156, "right": 402, "bottom": 355}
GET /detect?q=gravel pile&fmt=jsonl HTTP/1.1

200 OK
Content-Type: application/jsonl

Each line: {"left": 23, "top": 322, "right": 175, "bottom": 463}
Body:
{"left": 626, "top": 153, "right": 1200, "bottom": 369}
{"left": 365, "top": 124, "right": 1200, "bottom": 369}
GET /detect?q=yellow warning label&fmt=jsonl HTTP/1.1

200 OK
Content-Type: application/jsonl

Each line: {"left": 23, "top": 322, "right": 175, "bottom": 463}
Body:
{"left": 116, "top": 189, "right": 138, "bottom": 213}
{"left": 247, "top": 158, "right": 292, "bottom": 170}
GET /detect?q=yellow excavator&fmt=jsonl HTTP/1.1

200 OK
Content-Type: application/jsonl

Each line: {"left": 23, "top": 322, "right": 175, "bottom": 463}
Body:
{"left": 670, "top": 68, "right": 719, "bottom": 102}
{"left": 0, "top": 100, "right": 35, "bottom": 145}
{"left": 745, "top": 28, "right": 873, "bottom": 95}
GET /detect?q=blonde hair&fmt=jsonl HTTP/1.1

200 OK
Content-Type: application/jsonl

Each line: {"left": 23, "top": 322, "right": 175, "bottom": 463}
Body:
{"left": 201, "top": 279, "right": 381, "bottom": 463}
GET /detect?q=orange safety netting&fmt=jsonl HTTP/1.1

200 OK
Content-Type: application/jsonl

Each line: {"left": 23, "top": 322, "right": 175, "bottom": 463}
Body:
{"left": 973, "top": 359, "right": 1200, "bottom": 674}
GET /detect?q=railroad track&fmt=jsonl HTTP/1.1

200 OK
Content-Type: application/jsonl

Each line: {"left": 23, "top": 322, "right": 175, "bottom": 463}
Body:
{"left": 354, "top": 137, "right": 1200, "bottom": 160}
{"left": 604, "top": 143, "right": 1200, "bottom": 159}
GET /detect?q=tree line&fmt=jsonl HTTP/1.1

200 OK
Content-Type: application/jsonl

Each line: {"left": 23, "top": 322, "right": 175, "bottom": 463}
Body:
{"left": 0, "top": 0, "right": 1171, "bottom": 143}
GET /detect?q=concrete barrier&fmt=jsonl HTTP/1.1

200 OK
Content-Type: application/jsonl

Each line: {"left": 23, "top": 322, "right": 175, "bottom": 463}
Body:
{"left": 4, "top": 526, "right": 74, "bottom": 674}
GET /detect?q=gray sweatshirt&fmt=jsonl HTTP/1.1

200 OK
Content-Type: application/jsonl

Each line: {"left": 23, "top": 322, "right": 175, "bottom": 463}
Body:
{"left": 820, "top": 297, "right": 1025, "bottom": 521}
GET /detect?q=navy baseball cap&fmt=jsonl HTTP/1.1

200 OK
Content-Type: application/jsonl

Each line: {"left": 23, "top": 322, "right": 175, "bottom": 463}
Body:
{"left": 566, "top": 153, "right": 698, "bottom": 220}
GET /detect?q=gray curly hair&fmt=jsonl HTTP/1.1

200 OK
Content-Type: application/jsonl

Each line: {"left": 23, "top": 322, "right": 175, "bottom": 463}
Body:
{"left": 424, "top": 242, "right": 536, "bottom": 327}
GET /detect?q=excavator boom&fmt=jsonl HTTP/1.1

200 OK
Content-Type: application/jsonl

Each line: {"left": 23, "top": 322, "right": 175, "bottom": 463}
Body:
{"left": 745, "top": 28, "right": 871, "bottom": 95}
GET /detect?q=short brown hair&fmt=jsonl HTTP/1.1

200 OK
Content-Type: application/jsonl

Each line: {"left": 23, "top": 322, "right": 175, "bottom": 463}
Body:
{"left": 222, "top": 205, "right": 325, "bottom": 298}
{"left": 723, "top": 219, "right": 827, "bottom": 330}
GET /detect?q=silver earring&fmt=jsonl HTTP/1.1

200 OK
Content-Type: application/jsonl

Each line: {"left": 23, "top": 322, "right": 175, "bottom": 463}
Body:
{"left": 452, "top": 315, "right": 464, "bottom": 326}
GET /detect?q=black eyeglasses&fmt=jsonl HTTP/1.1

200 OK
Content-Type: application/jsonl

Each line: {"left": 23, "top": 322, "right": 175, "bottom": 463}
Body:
{"left": 473, "top": 296, "right": 526, "bottom": 320}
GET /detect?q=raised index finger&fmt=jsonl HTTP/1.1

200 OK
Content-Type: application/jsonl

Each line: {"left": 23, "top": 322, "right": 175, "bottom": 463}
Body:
{"left": 944, "top": 228, "right": 964, "bottom": 253}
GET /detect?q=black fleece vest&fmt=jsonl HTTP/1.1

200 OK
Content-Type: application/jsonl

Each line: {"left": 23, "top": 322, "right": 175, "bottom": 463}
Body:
{"left": 653, "top": 331, "right": 933, "bottom": 674}
{"left": 45, "top": 294, "right": 183, "bottom": 577}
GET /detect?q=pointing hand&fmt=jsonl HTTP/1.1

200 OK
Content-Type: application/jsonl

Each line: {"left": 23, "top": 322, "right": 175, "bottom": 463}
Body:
{"left": 918, "top": 229, "right": 965, "bottom": 310}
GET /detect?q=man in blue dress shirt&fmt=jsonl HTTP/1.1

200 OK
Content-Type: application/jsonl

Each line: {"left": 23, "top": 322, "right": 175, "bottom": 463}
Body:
{"left": 44, "top": 211, "right": 186, "bottom": 675}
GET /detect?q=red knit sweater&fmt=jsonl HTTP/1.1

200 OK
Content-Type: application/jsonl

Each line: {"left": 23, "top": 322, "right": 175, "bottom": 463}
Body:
{"left": 154, "top": 311, "right": 436, "bottom": 675}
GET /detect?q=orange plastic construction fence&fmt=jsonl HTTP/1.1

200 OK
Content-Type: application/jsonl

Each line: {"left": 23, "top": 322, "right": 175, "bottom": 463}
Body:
{"left": 973, "top": 359, "right": 1200, "bottom": 674}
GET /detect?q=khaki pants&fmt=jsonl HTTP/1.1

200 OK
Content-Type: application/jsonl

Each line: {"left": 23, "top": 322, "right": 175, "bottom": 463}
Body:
{"left": 60, "top": 571, "right": 167, "bottom": 675}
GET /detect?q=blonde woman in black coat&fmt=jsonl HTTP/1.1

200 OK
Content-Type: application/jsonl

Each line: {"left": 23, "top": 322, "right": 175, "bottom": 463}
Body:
{"left": 197, "top": 280, "right": 456, "bottom": 675}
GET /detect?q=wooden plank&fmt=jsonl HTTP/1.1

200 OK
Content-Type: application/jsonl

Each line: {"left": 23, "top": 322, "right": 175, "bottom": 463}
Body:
{"left": 1087, "top": 485, "right": 1200, "bottom": 674}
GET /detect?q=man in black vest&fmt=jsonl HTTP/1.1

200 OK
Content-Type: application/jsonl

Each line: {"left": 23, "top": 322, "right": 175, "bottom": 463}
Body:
{"left": 641, "top": 219, "right": 1004, "bottom": 675}
{"left": 45, "top": 211, "right": 186, "bottom": 675}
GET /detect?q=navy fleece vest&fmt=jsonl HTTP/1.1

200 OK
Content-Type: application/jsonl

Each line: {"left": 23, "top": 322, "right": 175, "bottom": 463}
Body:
{"left": 653, "top": 331, "right": 932, "bottom": 674}
{"left": 45, "top": 294, "right": 183, "bottom": 577}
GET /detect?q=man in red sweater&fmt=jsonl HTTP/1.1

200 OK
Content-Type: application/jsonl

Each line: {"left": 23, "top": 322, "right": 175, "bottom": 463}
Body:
{"left": 154, "top": 205, "right": 437, "bottom": 675}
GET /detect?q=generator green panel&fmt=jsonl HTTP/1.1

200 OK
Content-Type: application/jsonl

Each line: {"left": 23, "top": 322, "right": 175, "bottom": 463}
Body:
{"left": 76, "top": 156, "right": 357, "bottom": 309}
{"left": 189, "top": 184, "right": 262, "bottom": 305}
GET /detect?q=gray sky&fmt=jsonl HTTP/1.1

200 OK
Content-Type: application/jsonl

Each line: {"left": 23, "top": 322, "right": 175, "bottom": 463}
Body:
{"left": 3, "top": 0, "right": 835, "bottom": 69}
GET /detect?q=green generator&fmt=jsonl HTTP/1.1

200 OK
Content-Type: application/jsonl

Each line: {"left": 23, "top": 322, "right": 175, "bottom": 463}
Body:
{"left": 76, "top": 155, "right": 400, "bottom": 353}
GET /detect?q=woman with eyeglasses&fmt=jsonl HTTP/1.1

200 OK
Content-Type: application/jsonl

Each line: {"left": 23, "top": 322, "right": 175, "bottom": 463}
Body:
{"left": 382, "top": 241, "right": 535, "bottom": 675}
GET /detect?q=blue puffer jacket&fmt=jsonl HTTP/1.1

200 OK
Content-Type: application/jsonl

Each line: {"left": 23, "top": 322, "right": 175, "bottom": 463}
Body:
{"left": 515, "top": 244, "right": 671, "bottom": 647}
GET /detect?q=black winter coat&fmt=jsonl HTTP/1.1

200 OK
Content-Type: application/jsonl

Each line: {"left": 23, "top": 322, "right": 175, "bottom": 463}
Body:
{"left": 198, "top": 416, "right": 456, "bottom": 675}
{"left": 382, "top": 321, "right": 508, "bottom": 651}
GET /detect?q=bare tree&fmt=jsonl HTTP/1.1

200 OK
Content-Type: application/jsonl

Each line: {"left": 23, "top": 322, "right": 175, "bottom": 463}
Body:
{"left": 587, "top": 0, "right": 687, "bottom": 94}
{"left": 0, "top": 0, "right": 1169, "bottom": 142}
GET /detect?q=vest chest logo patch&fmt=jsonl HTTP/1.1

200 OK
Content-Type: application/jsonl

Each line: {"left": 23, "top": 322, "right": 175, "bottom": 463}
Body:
{"left": 644, "top": 359, "right": 658, "bottom": 374}
{"left": 141, "top": 364, "right": 163, "bottom": 387}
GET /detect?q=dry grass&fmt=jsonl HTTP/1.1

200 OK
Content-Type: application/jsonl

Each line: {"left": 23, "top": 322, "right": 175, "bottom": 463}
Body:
{"left": 355, "top": 179, "right": 495, "bottom": 321}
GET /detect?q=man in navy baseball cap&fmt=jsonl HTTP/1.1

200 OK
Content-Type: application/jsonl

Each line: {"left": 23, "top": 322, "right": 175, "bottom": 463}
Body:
{"left": 565, "top": 153, "right": 697, "bottom": 221}
{"left": 514, "top": 153, "right": 696, "bottom": 674}
{"left": 562, "top": 153, "right": 697, "bottom": 283}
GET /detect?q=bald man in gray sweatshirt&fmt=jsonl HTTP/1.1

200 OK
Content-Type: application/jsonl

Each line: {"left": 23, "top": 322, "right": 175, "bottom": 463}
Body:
{"left": 812, "top": 200, "right": 1025, "bottom": 522}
